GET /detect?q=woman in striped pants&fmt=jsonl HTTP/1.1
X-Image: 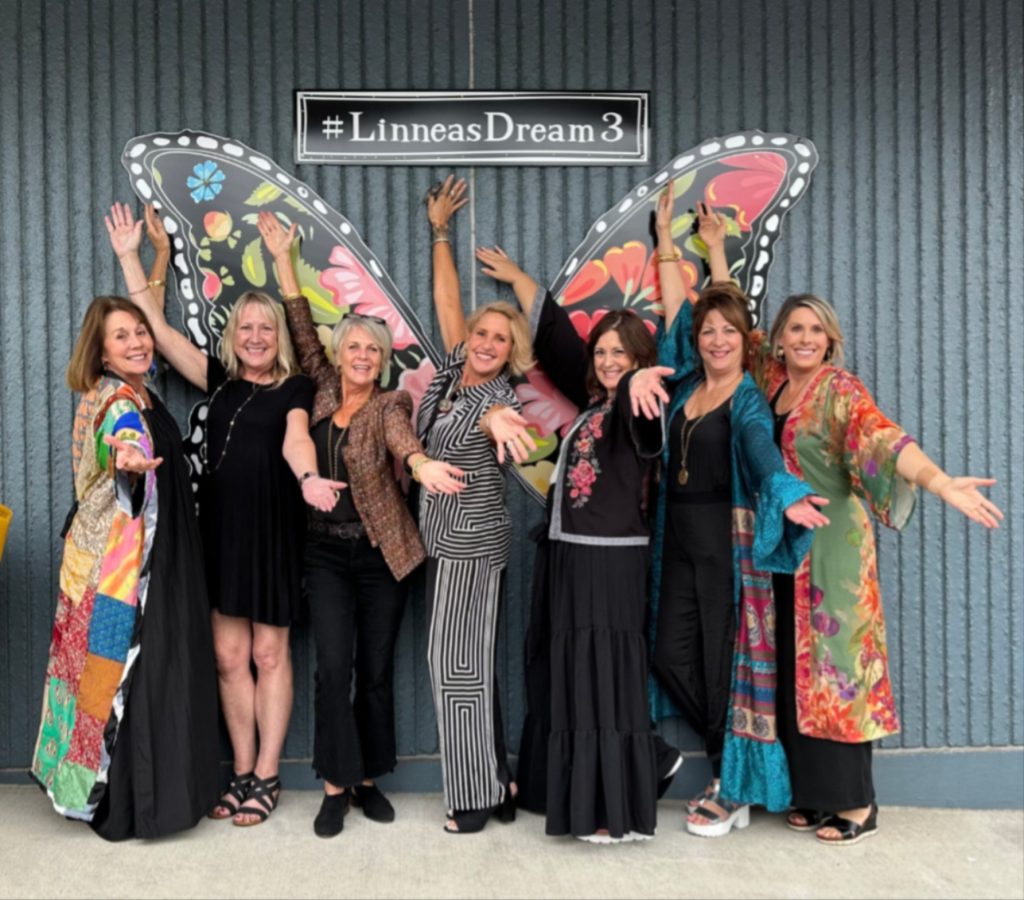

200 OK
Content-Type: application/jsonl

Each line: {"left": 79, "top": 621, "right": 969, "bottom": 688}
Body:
{"left": 419, "top": 177, "right": 536, "bottom": 834}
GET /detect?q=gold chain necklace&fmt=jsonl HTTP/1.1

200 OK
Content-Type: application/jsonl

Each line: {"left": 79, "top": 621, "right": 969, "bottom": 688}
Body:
{"left": 327, "top": 418, "right": 349, "bottom": 485}
{"left": 677, "top": 374, "right": 742, "bottom": 486}
{"left": 203, "top": 381, "right": 263, "bottom": 474}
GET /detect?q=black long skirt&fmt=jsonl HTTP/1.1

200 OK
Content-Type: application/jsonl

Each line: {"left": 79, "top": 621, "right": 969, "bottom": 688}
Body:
{"left": 541, "top": 540, "right": 659, "bottom": 838}
{"left": 89, "top": 396, "right": 221, "bottom": 841}
{"left": 774, "top": 572, "right": 874, "bottom": 811}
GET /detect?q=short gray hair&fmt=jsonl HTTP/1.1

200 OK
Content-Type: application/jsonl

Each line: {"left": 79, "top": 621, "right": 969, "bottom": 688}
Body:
{"left": 330, "top": 314, "right": 393, "bottom": 381}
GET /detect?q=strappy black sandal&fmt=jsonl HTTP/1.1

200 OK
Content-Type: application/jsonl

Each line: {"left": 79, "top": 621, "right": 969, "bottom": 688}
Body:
{"left": 233, "top": 773, "right": 281, "bottom": 827}
{"left": 816, "top": 803, "right": 879, "bottom": 846}
{"left": 786, "top": 808, "right": 828, "bottom": 832}
{"left": 208, "top": 770, "right": 254, "bottom": 820}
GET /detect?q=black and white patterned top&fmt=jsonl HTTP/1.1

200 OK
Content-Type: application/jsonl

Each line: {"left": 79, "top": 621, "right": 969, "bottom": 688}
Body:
{"left": 417, "top": 343, "right": 520, "bottom": 564}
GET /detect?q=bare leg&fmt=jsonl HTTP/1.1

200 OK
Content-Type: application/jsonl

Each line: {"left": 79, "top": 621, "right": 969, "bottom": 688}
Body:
{"left": 211, "top": 611, "right": 256, "bottom": 816}
{"left": 235, "top": 623, "right": 292, "bottom": 824}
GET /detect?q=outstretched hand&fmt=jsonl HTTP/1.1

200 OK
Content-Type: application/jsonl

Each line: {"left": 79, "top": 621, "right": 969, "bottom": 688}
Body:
{"left": 417, "top": 460, "right": 467, "bottom": 496}
{"left": 475, "top": 246, "right": 525, "bottom": 284}
{"left": 939, "top": 477, "right": 1003, "bottom": 529}
{"left": 629, "top": 366, "right": 675, "bottom": 419}
{"left": 301, "top": 475, "right": 347, "bottom": 513}
{"left": 487, "top": 407, "right": 539, "bottom": 465}
{"left": 104, "top": 202, "right": 143, "bottom": 259}
{"left": 696, "top": 200, "right": 727, "bottom": 250}
{"left": 257, "top": 210, "right": 297, "bottom": 259}
{"left": 427, "top": 174, "right": 469, "bottom": 229}
{"left": 143, "top": 204, "right": 170, "bottom": 254}
{"left": 103, "top": 434, "right": 162, "bottom": 473}
{"left": 784, "top": 495, "right": 830, "bottom": 529}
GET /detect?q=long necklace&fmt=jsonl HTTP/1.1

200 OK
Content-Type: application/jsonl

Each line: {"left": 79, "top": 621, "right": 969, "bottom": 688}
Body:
{"left": 203, "top": 380, "right": 263, "bottom": 474}
{"left": 327, "top": 418, "right": 349, "bottom": 495}
{"left": 437, "top": 376, "right": 460, "bottom": 414}
{"left": 678, "top": 374, "right": 742, "bottom": 485}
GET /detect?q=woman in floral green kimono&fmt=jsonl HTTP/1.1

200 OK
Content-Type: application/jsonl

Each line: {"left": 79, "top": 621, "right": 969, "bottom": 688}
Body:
{"left": 697, "top": 207, "right": 1003, "bottom": 846}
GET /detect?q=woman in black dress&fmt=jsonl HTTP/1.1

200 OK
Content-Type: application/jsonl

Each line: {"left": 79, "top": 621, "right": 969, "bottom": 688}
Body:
{"left": 111, "top": 203, "right": 340, "bottom": 826}
{"left": 476, "top": 247, "right": 679, "bottom": 843}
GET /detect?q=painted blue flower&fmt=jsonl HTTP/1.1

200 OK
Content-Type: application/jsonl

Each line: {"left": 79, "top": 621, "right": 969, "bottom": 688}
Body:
{"left": 186, "top": 160, "right": 225, "bottom": 203}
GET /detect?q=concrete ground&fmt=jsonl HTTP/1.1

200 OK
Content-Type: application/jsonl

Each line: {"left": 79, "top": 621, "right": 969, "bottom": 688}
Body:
{"left": 1, "top": 785, "right": 1021, "bottom": 899}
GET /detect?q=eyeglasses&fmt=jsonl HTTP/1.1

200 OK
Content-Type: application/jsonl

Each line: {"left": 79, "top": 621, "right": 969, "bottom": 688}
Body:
{"left": 344, "top": 312, "right": 388, "bottom": 328}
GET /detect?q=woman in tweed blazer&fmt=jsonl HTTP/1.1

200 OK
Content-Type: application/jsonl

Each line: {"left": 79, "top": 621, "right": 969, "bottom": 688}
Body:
{"left": 258, "top": 213, "right": 464, "bottom": 838}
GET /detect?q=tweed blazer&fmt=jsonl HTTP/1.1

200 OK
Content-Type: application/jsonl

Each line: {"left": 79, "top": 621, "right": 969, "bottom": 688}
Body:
{"left": 283, "top": 297, "right": 426, "bottom": 581}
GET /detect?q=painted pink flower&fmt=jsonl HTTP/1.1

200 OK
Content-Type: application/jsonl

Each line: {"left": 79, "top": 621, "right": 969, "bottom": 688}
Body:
{"left": 561, "top": 259, "right": 610, "bottom": 306}
{"left": 568, "top": 309, "right": 609, "bottom": 342}
{"left": 514, "top": 367, "right": 579, "bottom": 438}
{"left": 397, "top": 356, "right": 438, "bottom": 425}
{"left": 201, "top": 268, "right": 222, "bottom": 301}
{"left": 319, "top": 245, "right": 416, "bottom": 350}
{"left": 705, "top": 152, "right": 787, "bottom": 232}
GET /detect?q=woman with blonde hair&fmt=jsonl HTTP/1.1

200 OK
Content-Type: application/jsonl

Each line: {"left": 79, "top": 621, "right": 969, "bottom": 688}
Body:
{"left": 32, "top": 287, "right": 220, "bottom": 840}
{"left": 257, "top": 211, "right": 465, "bottom": 838}
{"left": 421, "top": 177, "right": 538, "bottom": 834}
{"left": 111, "top": 202, "right": 336, "bottom": 827}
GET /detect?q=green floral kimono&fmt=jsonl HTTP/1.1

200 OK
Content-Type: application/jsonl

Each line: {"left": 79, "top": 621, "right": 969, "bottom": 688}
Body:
{"left": 31, "top": 377, "right": 158, "bottom": 819}
{"left": 753, "top": 347, "right": 917, "bottom": 742}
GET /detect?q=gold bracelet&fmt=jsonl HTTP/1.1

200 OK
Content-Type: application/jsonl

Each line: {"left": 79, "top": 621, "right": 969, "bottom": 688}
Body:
{"left": 432, "top": 236, "right": 451, "bottom": 245}
{"left": 411, "top": 457, "right": 431, "bottom": 482}
{"left": 128, "top": 286, "right": 149, "bottom": 296}
{"left": 281, "top": 291, "right": 303, "bottom": 301}
{"left": 148, "top": 278, "right": 165, "bottom": 288}
{"left": 657, "top": 248, "right": 682, "bottom": 263}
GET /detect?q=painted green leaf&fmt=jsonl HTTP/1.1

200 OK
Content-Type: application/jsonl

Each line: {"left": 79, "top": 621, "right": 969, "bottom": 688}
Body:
{"left": 672, "top": 171, "right": 696, "bottom": 196}
{"left": 244, "top": 181, "right": 283, "bottom": 206}
{"left": 670, "top": 212, "right": 695, "bottom": 239}
{"left": 241, "top": 237, "right": 267, "bottom": 287}
{"left": 283, "top": 195, "right": 313, "bottom": 216}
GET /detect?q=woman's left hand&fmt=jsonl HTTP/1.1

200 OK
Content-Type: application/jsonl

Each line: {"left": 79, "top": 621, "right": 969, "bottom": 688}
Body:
{"left": 939, "top": 477, "right": 1003, "bottom": 529}
{"left": 104, "top": 435, "right": 162, "bottom": 473}
{"left": 485, "top": 407, "right": 538, "bottom": 464}
{"left": 104, "top": 202, "right": 143, "bottom": 259}
{"left": 417, "top": 460, "right": 467, "bottom": 495}
{"left": 629, "top": 366, "right": 674, "bottom": 419}
{"left": 301, "top": 475, "right": 347, "bottom": 512}
{"left": 784, "top": 495, "right": 830, "bottom": 528}
{"left": 257, "top": 210, "right": 297, "bottom": 260}
{"left": 144, "top": 204, "right": 170, "bottom": 254}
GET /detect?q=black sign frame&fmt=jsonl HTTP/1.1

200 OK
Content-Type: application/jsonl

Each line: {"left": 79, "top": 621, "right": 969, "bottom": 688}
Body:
{"left": 295, "top": 91, "right": 649, "bottom": 166}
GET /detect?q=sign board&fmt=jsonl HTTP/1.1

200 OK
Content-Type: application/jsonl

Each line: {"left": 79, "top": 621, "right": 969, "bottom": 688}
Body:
{"left": 295, "top": 91, "right": 648, "bottom": 165}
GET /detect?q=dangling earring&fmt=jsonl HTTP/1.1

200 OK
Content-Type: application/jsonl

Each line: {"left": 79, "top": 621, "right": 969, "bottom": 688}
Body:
{"left": 775, "top": 346, "right": 785, "bottom": 361}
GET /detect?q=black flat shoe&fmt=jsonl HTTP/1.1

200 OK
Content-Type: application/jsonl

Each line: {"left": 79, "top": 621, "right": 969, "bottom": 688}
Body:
{"left": 314, "top": 792, "right": 351, "bottom": 838}
{"left": 351, "top": 783, "right": 395, "bottom": 823}
{"left": 816, "top": 803, "right": 878, "bottom": 846}
{"left": 444, "top": 806, "right": 496, "bottom": 834}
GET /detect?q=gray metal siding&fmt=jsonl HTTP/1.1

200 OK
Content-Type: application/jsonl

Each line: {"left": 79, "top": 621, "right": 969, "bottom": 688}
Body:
{"left": 0, "top": 0, "right": 1020, "bottom": 773}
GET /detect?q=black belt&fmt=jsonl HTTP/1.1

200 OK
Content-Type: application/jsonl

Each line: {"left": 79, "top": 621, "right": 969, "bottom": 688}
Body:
{"left": 309, "top": 519, "right": 366, "bottom": 541}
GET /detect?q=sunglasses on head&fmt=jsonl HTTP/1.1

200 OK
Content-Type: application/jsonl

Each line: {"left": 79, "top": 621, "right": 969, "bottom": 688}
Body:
{"left": 344, "top": 312, "right": 388, "bottom": 327}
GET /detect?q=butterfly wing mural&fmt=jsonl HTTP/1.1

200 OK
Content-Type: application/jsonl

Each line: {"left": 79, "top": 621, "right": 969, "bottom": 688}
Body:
{"left": 121, "top": 130, "right": 441, "bottom": 478}
{"left": 512, "top": 130, "right": 818, "bottom": 500}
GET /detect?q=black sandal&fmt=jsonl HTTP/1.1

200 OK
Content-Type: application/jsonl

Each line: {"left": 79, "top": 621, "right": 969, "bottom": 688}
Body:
{"left": 786, "top": 808, "right": 828, "bottom": 832}
{"left": 233, "top": 773, "right": 281, "bottom": 827}
{"left": 816, "top": 803, "right": 879, "bottom": 846}
{"left": 208, "top": 770, "right": 254, "bottom": 820}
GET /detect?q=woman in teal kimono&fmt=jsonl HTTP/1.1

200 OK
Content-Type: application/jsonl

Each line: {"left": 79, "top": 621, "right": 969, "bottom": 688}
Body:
{"left": 634, "top": 189, "right": 830, "bottom": 838}
{"left": 695, "top": 202, "right": 1003, "bottom": 845}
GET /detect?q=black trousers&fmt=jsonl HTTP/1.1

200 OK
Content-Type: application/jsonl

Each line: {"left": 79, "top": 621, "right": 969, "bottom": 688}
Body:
{"left": 653, "top": 499, "right": 735, "bottom": 778}
{"left": 774, "top": 572, "right": 875, "bottom": 810}
{"left": 305, "top": 534, "right": 408, "bottom": 788}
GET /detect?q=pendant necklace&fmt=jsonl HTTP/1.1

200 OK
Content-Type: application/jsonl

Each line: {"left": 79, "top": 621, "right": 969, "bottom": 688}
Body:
{"left": 437, "top": 376, "right": 460, "bottom": 414}
{"left": 203, "top": 380, "right": 264, "bottom": 475}
{"left": 327, "top": 417, "right": 349, "bottom": 503}
{"left": 677, "top": 411, "right": 709, "bottom": 486}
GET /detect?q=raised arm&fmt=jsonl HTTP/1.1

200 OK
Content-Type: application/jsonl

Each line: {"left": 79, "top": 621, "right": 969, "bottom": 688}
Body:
{"left": 696, "top": 200, "right": 730, "bottom": 284}
{"left": 106, "top": 203, "right": 208, "bottom": 391}
{"left": 143, "top": 204, "right": 171, "bottom": 314}
{"left": 427, "top": 175, "right": 470, "bottom": 352}
{"left": 475, "top": 246, "right": 541, "bottom": 316}
{"left": 896, "top": 443, "right": 1003, "bottom": 529}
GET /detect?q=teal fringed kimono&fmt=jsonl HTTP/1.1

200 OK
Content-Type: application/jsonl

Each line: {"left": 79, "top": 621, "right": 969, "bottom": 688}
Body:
{"left": 648, "top": 304, "right": 814, "bottom": 812}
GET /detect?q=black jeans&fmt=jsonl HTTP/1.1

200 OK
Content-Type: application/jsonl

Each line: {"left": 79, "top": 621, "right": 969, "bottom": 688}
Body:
{"left": 653, "top": 499, "right": 735, "bottom": 778}
{"left": 305, "top": 534, "right": 408, "bottom": 788}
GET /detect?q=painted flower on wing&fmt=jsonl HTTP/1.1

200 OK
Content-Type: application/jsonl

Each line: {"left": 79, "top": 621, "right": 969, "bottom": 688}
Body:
{"left": 187, "top": 160, "right": 225, "bottom": 203}
{"left": 397, "top": 356, "right": 438, "bottom": 424}
{"left": 705, "top": 152, "right": 786, "bottom": 232}
{"left": 319, "top": 245, "right": 416, "bottom": 350}
{"left": 561, "top": 259, "right": 610, "bottom": 305}
{"left": 514, "top": 367, "right": 578, "bottom": 438}
{"left": 203, "top": 210, "right": 233, "bottom": 241}
{"left": 200, "top": 268, "right": 222, "bottom": 301}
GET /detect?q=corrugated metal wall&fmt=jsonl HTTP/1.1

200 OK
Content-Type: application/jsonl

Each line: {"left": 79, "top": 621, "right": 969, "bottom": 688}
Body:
{"left": 1, "top": 0, "right": 1021, "bottom": 775}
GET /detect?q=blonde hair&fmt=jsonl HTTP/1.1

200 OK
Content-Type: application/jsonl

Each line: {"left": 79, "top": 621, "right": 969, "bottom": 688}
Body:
{"left": 464, "top": 301, "right": 535, "bottom": 377}
{"left": 769, "top": 293, "right": 846, "bottom": 368}
{"left": 331, "top": 314, "right": 393, "bottom": 382}
{"left": 219, "top": 292, "right": 298, "bottom": 387}
{"left": 67, "top": 296, "right": 154, "bottom": 393}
